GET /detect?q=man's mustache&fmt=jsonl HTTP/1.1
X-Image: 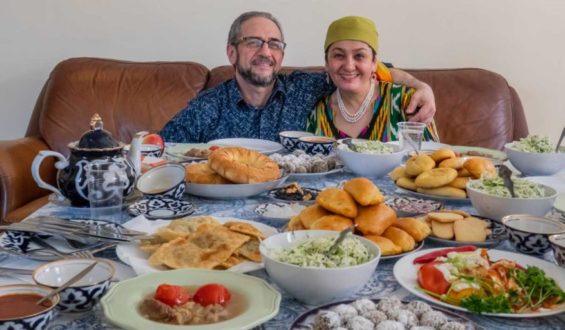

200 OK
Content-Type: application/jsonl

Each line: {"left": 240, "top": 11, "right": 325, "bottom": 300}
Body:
{"left": 252, "top": 56, "right": 275, "bottom": 66}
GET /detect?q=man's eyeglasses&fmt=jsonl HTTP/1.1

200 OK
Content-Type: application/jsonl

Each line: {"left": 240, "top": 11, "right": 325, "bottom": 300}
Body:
{"left": 236, "top": 36, "right": 286, "bottom": 51}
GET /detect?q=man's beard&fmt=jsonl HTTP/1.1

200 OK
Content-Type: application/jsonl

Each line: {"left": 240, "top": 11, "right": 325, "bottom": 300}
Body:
{"left": 236, "top": 54, "right": 277, "bottom": 87}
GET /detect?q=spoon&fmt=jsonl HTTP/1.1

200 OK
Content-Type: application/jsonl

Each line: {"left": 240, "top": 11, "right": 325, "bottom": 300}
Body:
{"left": 343, "top": 138, "right": 358, "bottom": 152}
{"left": 326, "top": 226, "right": 355, "bottom": 256}
{"left": 555, "top": 127, "right": 565, "bottom": 153}
{"left": 498, "top": 164, "right": 516, "bottom": 198}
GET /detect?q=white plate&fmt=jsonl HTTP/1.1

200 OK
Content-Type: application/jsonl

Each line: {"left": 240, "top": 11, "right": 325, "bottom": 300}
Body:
{"left": 165, "top": 143, "right": 222, "bottom": 161}
{"left": 186, "top": 176, "right": 288, "bottom": 199}
{"left": 393, "top": 248, "right": 565, "bottom": 317}
{"left": 395, "top": 186, "right": 470, "bottom": 202}
{"left": 115, "top": 216, "right": 279, "bottom": 276}
{"left": 287, "top": 167, "right": 344, "bottom": 179}
{"left": 254, "top": 202, "right": 306, "bottom": 221}
{"left": 207, "top": 138, "right": 284, "bottom": 154}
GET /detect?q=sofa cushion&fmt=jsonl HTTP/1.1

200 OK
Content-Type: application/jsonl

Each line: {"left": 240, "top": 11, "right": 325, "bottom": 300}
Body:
{"left": 38, "top": 58, "right": 209, "bottom": 155}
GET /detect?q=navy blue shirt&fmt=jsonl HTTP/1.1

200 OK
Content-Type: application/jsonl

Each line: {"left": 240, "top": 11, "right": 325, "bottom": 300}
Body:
{"left": 160, "top": 71, "right": 332, "bottom": 143}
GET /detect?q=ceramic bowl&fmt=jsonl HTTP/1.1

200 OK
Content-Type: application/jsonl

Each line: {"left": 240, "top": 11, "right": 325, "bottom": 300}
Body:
{"left": 549, "top": 233, "right": 565, "bottom": 267}
{"left": 136, "top": 163, "right": 186, "bottom": 200}
{"left": 467, "top": 180, "right": 558, "bottom": 220}
{"left": 33, "top": 258, "right": 115, "bottom": 312}
{"left": 336, "top": 140, "right": 404, "bottom": 178}
{"left": 297, "top": 136, "right": 336, "bottom": 155}
{"left": 501, "top": 215, "right": 565, "bottom": 255}
{"left": 260, "top": 230, "right": 381, "bottom": 305}
{"left": 279, "top": 131, "right": 314, "bottom": 151}
{"left": 505, "top": 143, "right": 565, "bottom": 176}
{"left": 0, "top": 284, "right": 59, "bottom": 330}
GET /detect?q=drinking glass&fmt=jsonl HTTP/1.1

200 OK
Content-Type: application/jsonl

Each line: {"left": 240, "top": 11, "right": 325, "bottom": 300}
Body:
{"left": 398, "top": 121, "right": 427, "bottom": 153}
{"left": 85, "top": 160, "right": 128, "bottom": 223}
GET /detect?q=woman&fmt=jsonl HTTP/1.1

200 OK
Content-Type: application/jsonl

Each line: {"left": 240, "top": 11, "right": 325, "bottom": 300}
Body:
{"left": 305, "top": 16, "right": 439, "bottom": 141}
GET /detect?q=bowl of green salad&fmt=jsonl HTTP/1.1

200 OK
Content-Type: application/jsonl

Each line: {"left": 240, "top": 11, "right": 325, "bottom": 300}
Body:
{"left": 336, "top": 139, "right": 404, "bottom": 177}
{"left": 467, "top": 176, "right": 558, "bottom": 221}
{"left": 259, "top": 230, "right": 381, "bottom": 305}
{"left": 505, "top": 134, "right": 565, "bottom": 176}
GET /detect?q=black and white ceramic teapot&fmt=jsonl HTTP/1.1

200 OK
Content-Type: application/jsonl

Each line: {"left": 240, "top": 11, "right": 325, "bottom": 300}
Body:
{"left": 31, "top": 114, "right": 139, "bottom": 207}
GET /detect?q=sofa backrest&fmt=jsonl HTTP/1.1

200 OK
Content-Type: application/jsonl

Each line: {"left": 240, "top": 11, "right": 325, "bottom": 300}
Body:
{"left": 29, "top": 58, "right": 209, "bottom": 155}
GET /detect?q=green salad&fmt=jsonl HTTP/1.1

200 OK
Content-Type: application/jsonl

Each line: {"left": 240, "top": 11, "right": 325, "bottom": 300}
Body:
{"left": 513, "top": 135, "right": 554, "bottom": 153}
{"left": 273, "top": 235, "right": 373, "bottom": 268}
{"left": 338, "top": 140, "right": 394, "bottom": 154}
{"left": 468, "top": 176, "right": 547, "bottom": 198}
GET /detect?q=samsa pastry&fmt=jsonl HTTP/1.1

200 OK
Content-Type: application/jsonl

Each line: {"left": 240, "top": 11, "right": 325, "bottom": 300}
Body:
{"left": 343, "top": 177, "right": 384, "bottom": 206}
{"left": 310, "top": 215, "right": 354, "bottom": 231}
{"left": 355, "top": 203, "right": 396, "bottom": 236}
{"left": 316, "top": 188, "right": 358, "bottom": 218}
{"left": 298, "top": 204, "right": 332, "bottom": 229}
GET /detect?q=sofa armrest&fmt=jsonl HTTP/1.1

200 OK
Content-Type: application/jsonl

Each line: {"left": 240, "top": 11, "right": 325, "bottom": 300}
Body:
{"left": 0, "top": 136, "right": 55, "bottom": 222}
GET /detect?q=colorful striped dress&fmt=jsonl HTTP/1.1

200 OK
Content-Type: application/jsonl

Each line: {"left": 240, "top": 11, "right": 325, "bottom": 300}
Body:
{"left": 305, "top": 81, "right": 439, "bottom": 142}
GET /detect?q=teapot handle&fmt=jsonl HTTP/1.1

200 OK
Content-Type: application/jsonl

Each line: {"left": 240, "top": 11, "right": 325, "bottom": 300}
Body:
{"left": 31, "top": 150, "right": 69, "bottom": 199}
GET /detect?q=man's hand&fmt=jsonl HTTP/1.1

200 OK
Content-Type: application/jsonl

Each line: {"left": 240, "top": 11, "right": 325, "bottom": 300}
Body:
{"left": 405, "top": 81, "right": 436, "bottom": 124}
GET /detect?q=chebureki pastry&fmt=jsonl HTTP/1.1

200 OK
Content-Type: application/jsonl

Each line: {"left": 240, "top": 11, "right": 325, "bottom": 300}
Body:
{"left": 223, "top": 221, "right": 265, "bottom": 240}
{"left": 316, "top": 187, "right": 358, "bottom": 218}
{"left": 343, "top": 177, "right": 384, "bottom": 206}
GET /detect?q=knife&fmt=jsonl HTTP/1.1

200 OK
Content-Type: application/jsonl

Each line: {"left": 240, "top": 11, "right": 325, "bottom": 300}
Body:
{"left": 0, "top": 224, "right": 131, "bottom": 243}
{"left": 36, "top": 261, "right": 98, "bottom": 306}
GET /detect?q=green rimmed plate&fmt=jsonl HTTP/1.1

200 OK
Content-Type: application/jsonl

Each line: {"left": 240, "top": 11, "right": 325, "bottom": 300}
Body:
{"left": 101, "top": 269, "right": 281, "bottom": 330}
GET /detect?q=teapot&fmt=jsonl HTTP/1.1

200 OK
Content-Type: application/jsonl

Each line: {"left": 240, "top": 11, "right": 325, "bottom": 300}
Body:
{"left": 31, "top": 114, "right": 143, "bottom": 207}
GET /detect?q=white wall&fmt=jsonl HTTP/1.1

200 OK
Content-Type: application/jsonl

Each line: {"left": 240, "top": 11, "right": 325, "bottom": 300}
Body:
{"left": 2, "top": 0, "right": 564, "bottom": 142}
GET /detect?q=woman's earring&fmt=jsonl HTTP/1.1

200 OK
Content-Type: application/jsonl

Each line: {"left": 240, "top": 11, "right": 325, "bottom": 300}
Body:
{"left": 372, "top": 72, "right": 377, "bottom": 81}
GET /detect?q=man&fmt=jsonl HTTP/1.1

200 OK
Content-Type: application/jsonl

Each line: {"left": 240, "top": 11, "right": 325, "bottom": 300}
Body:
{"left": 160, "top": 11, "right": 435, "bottom": 143}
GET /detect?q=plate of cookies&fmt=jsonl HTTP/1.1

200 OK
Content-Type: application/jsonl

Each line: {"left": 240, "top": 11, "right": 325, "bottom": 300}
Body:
{"left": 389, "top": 147, "right": 498, "bottom": 201}
{"left": 421, "top": 210, "right": 507, "bottom": 248}
{"left": 285, "top": 177, "right": 431, "bottom": 259}
{"left": 184, "top": 147, "right": 289, "bottom": 199}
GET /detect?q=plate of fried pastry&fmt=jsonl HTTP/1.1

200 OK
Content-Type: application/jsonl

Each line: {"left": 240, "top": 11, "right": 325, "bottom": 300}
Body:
{"left": 390, "top": 147, "right": 498, "bottom": 201}
{"left": 184, "top": 146, "right": 288, "bottom": 199}
{"left": 116, "top": 215, "right": 278, "bottom": 276}
{"left": 285, "top": 177, "right": 431, "bottom": 259}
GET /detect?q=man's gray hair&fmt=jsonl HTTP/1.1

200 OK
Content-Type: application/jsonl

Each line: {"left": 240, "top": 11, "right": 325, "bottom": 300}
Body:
{"left": 227, "top": 11, "right": 284, "bottom": 45}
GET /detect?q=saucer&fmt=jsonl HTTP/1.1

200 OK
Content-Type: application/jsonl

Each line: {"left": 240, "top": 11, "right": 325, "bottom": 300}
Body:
{"left": 127, "top": 198, "right": 194, "bottom": 220}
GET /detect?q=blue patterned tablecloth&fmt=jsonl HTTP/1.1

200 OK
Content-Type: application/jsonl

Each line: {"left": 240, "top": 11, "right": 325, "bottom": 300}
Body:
{"left": 2, "top": 171, "right": 565, "bottom": 330}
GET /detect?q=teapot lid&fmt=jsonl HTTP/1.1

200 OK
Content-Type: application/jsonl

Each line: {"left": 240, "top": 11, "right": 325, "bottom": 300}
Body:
{"left": 72, "top": 114, "right": 123, "bottom": 150}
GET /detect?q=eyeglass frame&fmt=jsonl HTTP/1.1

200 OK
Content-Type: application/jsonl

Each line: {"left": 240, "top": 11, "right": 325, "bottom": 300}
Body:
{"left": 233, "top": 36, "right": 287, "bottom": 51}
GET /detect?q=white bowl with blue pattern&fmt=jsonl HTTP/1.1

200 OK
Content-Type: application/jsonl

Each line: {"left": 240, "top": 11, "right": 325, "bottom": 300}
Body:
{"left": 501, "top": 214, "right": 565, "bottom": 255}
{"left": 0, "top": 284, "right": 59, "bottom": 330}
{"left": 279, "top": 131, "right": 314, "bottom": 151}
{"left": 297, "top": 136, "right": 335, "bottom": 155}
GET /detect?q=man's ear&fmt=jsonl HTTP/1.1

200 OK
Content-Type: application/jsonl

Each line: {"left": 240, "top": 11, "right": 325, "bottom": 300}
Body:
{"left": 227, "top": 45, "right": 237, "bottom": 65}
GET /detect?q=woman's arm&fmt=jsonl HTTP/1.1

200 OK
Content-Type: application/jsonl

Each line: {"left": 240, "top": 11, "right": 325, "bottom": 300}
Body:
{"left": 389, "top": 68, "right": 436, "bottom": 124}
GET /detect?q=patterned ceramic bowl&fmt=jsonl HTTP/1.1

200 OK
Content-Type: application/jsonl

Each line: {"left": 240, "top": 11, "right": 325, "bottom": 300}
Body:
{"left": 278, "top": 131, "right": 314, "bottom": 151}
{"left": 33, "top": 258, "right": 115, "bottom": 312}
{"left": 136, "top": 163, "right": 186, "bottom": 200}
{"left": 549, "top": 234, "right": 565, "bottom": 267}
{"left": 297, "top": 136, "right": 336, "bottom": 155}
{"left": 501, "top": 215, "right": 565, "bottom": 255}
{"left": 0, "top": 284, "right": 59, "bottom": 330}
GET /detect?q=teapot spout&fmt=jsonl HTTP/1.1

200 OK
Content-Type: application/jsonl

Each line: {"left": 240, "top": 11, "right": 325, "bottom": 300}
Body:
{"left": 127, "top": 131, "right": 148, "bottom": 177}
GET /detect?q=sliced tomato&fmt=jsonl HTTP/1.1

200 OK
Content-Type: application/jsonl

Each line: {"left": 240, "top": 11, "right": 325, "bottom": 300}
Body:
{"left": 418, "top": 262, "right": 451, "bottom": 295}
{"left": 208, "top": 145, "right": 221, "bottom": 151}
{"left": 142, "top": 133, "right": 164, "bottom": 148}
{"left": 193, "top": 283, "right": 231, "bottom": 306}
{"left": 154, "top": 284, "right": 191, "bottom": 306}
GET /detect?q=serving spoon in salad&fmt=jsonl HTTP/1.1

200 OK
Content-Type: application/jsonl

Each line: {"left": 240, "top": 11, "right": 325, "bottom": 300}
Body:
{"left": 555, "top": 127, "right": 565, "bottom": 153}
{"left": 325, "top": 225, "right": 356, "bottom": 256}
{"left": 498, "top": 164, "right": 516, "bottom": 197}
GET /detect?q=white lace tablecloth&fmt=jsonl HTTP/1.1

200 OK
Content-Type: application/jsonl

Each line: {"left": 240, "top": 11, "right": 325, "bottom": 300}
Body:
{"left": 2, "top": 171, "right": 565, "bottom": 330}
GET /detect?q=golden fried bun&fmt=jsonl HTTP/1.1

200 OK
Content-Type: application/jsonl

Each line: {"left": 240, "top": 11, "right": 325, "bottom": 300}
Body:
{"left": 448, "top": 176, "right": 470, "bottom": 189}
{"left": 392, "top": 217, "right": 431, "bottom": 242}
{"left": 343, "top": 177, "right": 384, "bottom": 206}
{"left": 417, "top": 186, "right": 467, "bottom": 198}
{"left": 287, "top": 216, "right": 305, "bottom": 231}
{"left": 185, "top": 163, "right": 231, "bottom": 184}
{"left": 383, "top": 227, "right": 416, "bottom": 252}
{"left": 310, "top": 215, "right": 354, "bottom": 232}
{"left": 389, "top": 166, "right": 408, "bottom": 180}
{"left": 396, "top": 177, "right": 418, "bottom": 191}
{"left": 405, "top": 154, "right": 436, "bottom": 176}
{"left": 316, "top": 188, "right": 358, "bottom": 218}
{"left": 457, "top": 168, "right": 472, "bottom": 177}
{"left": 298, "top": 204, "right": 332, "bottom": 229}
{"left": 364, "top": 235, "right": 402, "bottom": 256}
{"left": 463, "top": 157, "right": 496, "bottom": 179}
{"left": 415, "top": 168, "right": 458, "bottom": 189}
{"left": 355, "top": 203, "right": 397, "bottom": 236}
{"left": 430, "top": 148, "right": 457, "bottom": 162}
{"left": 439, "top": 157, "right": 466, "bottom": 170}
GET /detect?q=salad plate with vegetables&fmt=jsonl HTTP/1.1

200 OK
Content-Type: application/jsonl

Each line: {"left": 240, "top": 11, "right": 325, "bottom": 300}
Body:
{"left": 393, "top": 246, "right": 565, "bottom": 317}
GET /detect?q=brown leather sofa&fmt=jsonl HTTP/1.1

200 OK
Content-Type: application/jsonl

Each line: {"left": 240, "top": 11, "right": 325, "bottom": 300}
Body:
{"left": 0, "top": 57, "right": 528, "bottom": 223}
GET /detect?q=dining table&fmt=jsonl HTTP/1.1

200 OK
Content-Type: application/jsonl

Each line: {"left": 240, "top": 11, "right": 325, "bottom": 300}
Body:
{"left": 1, "top": 169, "right": 564, "bottom": 330}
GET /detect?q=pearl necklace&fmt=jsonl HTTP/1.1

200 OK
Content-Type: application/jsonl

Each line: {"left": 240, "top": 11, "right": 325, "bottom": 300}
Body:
{"left": 336, "top": 80, "right": 375, "bottom": 123}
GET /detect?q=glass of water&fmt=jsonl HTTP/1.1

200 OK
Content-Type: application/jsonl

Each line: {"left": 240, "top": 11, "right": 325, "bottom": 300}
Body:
{"left": 398, "top": 121, "right": 427, "bottom": 153}
{"left": 85, "top": 160, "right": 128, "bottom": 223}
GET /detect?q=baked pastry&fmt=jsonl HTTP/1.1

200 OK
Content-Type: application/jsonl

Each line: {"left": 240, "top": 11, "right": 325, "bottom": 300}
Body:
{"left": 438, "top": 157, "right": 466, "bottom": 170}
{"left": 298, "top": 204, "right": 332, "bottom": 229}
{"left": 431, "top": 220, "right": 455, "bottom": 239}
{"left": 448, "top": 176, "right": 470, "bottom": 189}
{"left": 287, "top": 216, "right": 305, "bottom": 231}
{"left": 414, "top": 168, "right": 458, "bottom": 189}
{"left": 354, "top": 203, "right": 396, "bottom": 236}
{"left": 208, "top": 147, "right": 280, "bottom": 183}
{"left": 396, "top": 177, "right": 418, "bottom": 191}
{"left": 430, "top": 148, "right": 456, "bottom": 162}
{"left": 343, "top": 177, "right": 384, "bottom": 206}
{"left": 316, "top": 188, "right": 358, "bottom": 218}
{"left": 392, "top": 217, "right": 431, "bottom": 242}
{"left": 382, "top": 227, "right": 416, "bottom": 252}
{"left": 417, "top": 186, "right": 467, "bottom": 198}
{"left": 310, "top": 215, "right": 354, "bottom": 232}
{"left": 389, "top": 166, "right": 407, "bottom": 180}
{"left": 454, "top": 217, "right": 488, "bottom": 242}
{"left": 457, "top": 168, "right": 472, "bottom": 177}
{"left": 427, "top": 212, "right": 464, "bottom": 223}
{"left": 463, "top": 157, "right": 496, "bottom": 179}
{"left": 405, "top": 155, "right": 436, "bottom": 176}
{"left": 364, "top": 235, "right": 402, "bottom": 256}
{"left": 185, "top": 163, "right": 231, "bottom": 184}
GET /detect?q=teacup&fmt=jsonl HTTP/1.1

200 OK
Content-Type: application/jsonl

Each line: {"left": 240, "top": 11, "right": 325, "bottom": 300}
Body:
{"left": 136, "top": 164, "right": 186, "bottom": 200}
{"left": 279, "top": 131, "right": 314, "bottom": 151}
{"left": 297, "top": 136, "right": 336, "bottom": 155}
